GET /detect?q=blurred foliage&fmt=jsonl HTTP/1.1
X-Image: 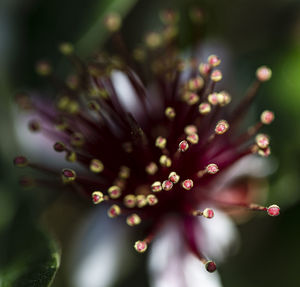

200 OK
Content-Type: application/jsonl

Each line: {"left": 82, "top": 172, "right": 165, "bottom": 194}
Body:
{"left": 1, "top": 0, "right": 300, "bottom": 286}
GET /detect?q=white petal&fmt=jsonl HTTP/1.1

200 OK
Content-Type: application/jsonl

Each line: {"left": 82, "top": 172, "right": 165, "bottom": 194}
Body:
{"left": 149, "top": 220, "right": 223, "bottom": 287}
{"left": 69, "top": 208, "right": 133, "bottom": 287}
{"left": 196, "top": 208, "right": 239, "bottom": 262}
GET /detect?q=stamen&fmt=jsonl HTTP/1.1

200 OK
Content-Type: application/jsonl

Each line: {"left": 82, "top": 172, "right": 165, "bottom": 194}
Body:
{"left": 65, "top": 151, "right": 77, "bottom": 162}
{"left": 255, "top": 134, "right": 270, "bottom": 149}
{"left": 183, "top": 92, "right": 199, "bottom": 105}
{"left": 61, "top": 168, "right": 76, "bottom": 183}
{"left": 261, "top": 110, "right": 274, "bottom": 125}
{"left": 165, "top": 107, "right": 176, "bottom": 120}
{"left": 168, "top": 171, "right": 180, "bottom": 183}
{"left": 256, "top": 66, "right": 272, "bottom": 82}
{"left": 210, "top": 69, "right": 222, "bottom": 82}
{"left": 258, "top": 146, "right": 271, "bottom": 157}
{"left": 162, "top": 180, "right": 173, "bottom": 191}
{"left": 184, "top": 125, "right": 197, "bottom": 135}
{"left": 205, "top": 261, "right": 217, "bottom": 273}
{"left": 208, "top": 93, "right": 219, "bottom": 105}
{"left": 182, "top": 179, "right": 194, "bottom": 190}
{"left": 199, "top": 102, "right": 211, "bottom": 115}
{"left": 90, "top": 159, "right": 104, "bottom": 173}
{"left": 145, "top": 162, "right": 158, "bottom": 175}
{"left": 107, "top": 204, "right": 121, "bottom": 218}
{"left": 13, "top": 156, "right": 28, "bottom": 167}
{"left": 267, "top": 204, "right": 280, "bottom": 216}
{"left": 159, "top": 155, "right": 172, "bottom": 167}
{"left": 178, "top": 140, "right": 189, "bottom": 152}
{"left": 108, "top": 186, "right": 122, "bottom": 199}
{"left": 123, "top": 194, "right": 136, "bottom": 208}
{"left": 136, "top": 195, "right": 147, "bottom": 208}
{"left": 186, "top": 133, "right": 199, "bottom": 144}
{"left": 208, "top": 55, "right": 221, "bottom": 67}
{"left": 92, "top": 191, "right": 105, "bottom": 204}
{"left": 151, "top": 181, "right": 162, "bottom": 192}
{"left": 134, "top": 240, "right": 148, "bottom": 253}
{"left": 215, "top": 120, "right": 229, "bottom": 135}
{"left": 193, "top": 208, "right": 214, "bottom": 219}
{"left": 197, "top": 164, "right": 219, "bottom": 177}
{"left": 217, "top": 91, "right": 231, "bottom": 106}
{"left": 126, "top": 214, "right": 142, "bottom": 226}
{"left": 155, "top": 136, "right": 167, "bottom": 149}
{"left": 199, "top": 63, "right": 211, "bottom": 76}
{"left": 147, "top": 194, "right": 158, "bottom": 205}
{"left": 188, "top": 77, "right": 204, "bottom": 91}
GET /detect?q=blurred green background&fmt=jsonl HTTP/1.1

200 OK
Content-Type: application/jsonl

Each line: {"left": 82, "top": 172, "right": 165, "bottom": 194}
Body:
{"left": 1, "top": 0, "right": 300, "bottom": 286}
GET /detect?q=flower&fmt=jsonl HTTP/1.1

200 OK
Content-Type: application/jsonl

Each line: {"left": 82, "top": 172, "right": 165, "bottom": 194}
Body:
{"left": 13, "top": 9, "right": 280, "bottom": 286}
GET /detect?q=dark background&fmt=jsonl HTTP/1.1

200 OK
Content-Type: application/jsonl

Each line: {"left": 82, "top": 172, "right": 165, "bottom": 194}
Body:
{"left": 0, "top": 0, "right": 300, "bottom": 286}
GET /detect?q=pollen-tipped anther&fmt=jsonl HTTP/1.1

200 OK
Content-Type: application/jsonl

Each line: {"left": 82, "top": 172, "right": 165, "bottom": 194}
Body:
{"left": 182, "top": 179, "right": 194, "bottom": 190}
{"left": 208, "top": 93, "right": 219, "bottom": 105}
{"left": 169, "top": 171, "right": 180, "bottom": 183}
{"left": 208, "top": 55, "right": 221, "bottom": 67}
{"left": 256, "top": 66, "right": 272, "bottom": 82}
{"left": 126, "top": 214, "right": 141, "bottom": 226}
{"left": 155, "top": 136, "right": 167, "bottom": 149}
{"left": 159, "top": 155, "right": 172, "bottom": 167}
{"left": 186, "top": 133, "right": 199, "bottom": 144}
{"left": 13, "top": 156, "right": 28, "bottom": 167}
{"left": 147, "top": 194, "right": 158, "bottom": 205}
{"left": 90, "top": 159, "right": 104, "bottom": 173}
{"left": 178, "top": 140, "right": 189, "bottom": 152}
{"left": 255, "top": 134, "right": 270, "bottom": 149}
{"left": 108, "top": 186, "right": 122, "bottom": 199}
{"left": 123, "top": 194, "right": 136, "bottom": 208}
{"left": 205, "top": 261, "right": 217, "bottom": 273}
{"left": 267, "top": 204, "right": 280, "bottom": 217}
{"left": 92, "top": 191, "right": 104, "bottom": 204}
{"left": 199, "top": 102, "right": 211, "bottom": 115}
{"left": 203, "top": 208, "right": 215, "bottom": 219}
{"left": 136, "top": 195, "right": 147, "bottom": 208}
{"left": 104, "top": 12, "right": 122, "bottom": 32}
{"left": 134, "top": 240, "right": 148, "bottom": 253}
{"left": 215, "top": 120, "right": 229, "bottom": 135}
{"left": 184, "top": 125, "right": 198, "bottom": 135}
{"left": 145, "top": 162, "right": 158, "bottom": 175}
{"left": 61, "top": 168, "right": 76, "bottom": 183}
{"left": 108, "top": 204, "right": 121, "bottom": 218}
{"left": 206, "top": 164, "right": 219, "bottom": 175}
{"left": 261, "top": 110, "right": 274, "bottom": 125}
{"left": 151, "top": 181, "right": 162, "bottom": 192}
{"left": 199, "top": 63, "right": 211, "bottom": 76}
{"left": 165, "top": 107, "right": 176, "bottom": 119}
{"left": 162, "top": 180, "right": 173, "bottom": 191}
{"left": 217, "top": 91, "right": 231, "bottom": 106}
{"left": 258, "top": 146, "right": 271, "bottom": 157}
{"left": 211, "top": 70, "right": 222, "bottom": 82}
{"left": 188, "top": 77, "right": 204, "bottom": 91}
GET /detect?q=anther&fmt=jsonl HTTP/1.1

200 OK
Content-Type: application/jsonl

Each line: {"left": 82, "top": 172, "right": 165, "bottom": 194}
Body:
{"left": 65, "top": 151, "right": 77, "bottom": 162}
{"left": 126, "top": 214, "right": 141, "bottom": 226}
{"left": 162, "top": 180, "right": 173, "bottom": 191}
{"left": 92, "top": 191, "right": 104, "bottom": 204}
{"left": 182, "top": 179, "right": 194, "bottom": 190}
{"left": 267, "top": 204, "right": 280, "bottom": 217}
{"left": 215, "top": 120, "right": 229, "bottom": 135}
{"left": 188, "top": 77, "right": 204, "bottom": 91}
{"left": 136, "top": 195, "right": 147, "bottom": 208}
{"left": 147, "top": 194, "right": 158, "bottom": 205}
{"left": 108, "top": 186, "right": 122, "bottom": 199}
{"left": 61, "top": 168, "right": 76, "bottom": 183}
{"left": 183, "top": 92, "right": 199, "bottom": 105}
{"left": 151, "top": 181, "right": 162, "bottom": 192}
{"left": 104, "top": 12, "right": 122, "bottom": 32}
{"left": 208, "top": 55, "right": 221, "bottom": 67}
{"left": 205, "top": 261, "right": 217, "bottom": 273}
{"left": 184, "top": 125, "right": 198, "bottom": 135}
{"left": 178, "top": 140, "right": 189, "bottom": 152}
{"left": 165, "top": 107, "right": 176, "bottom": 119}
{"left": 206, "top": 163, "right": 219, "bottom": 174}
{"left": 217, "top": 91, "right": 231, "bottom": 106}
{"left": 134, "top": 240, "right": 148, "bottom": 253}
{"left": 261, "top": 110, "right": 274, "bottom": 125}
{"left": 210, "top": 70, "right": 222, "bottom": 82}
{"left": 159, "top": 155, "right": 172, "bottom": 167}
{"left": 255, "top": 134, "right": 269, "bottom": 149}
{"left": 53, "top": 142, "right": 65, "bottom": 152}
{"left": 58, "top": 42, "right": 74, "bottom": 55}
{"left": 90, "top": 159, "right": 104, "bottom": 173}
{"left": 199, "top": 102, "right": 211, "bottom": 115}
{"left": 155, "top": 136, "right": 167, "bottom": 149}
{"left": 124, "top": 194, "right": 136, "bottom": 208}
{"left": 145, "top": 162, "right": 158, "bottom": 175}
{"left": 208, "top": 93, "right": 219, "bottom": 105}
{"left": 199, "top": 63, "right": 211, "bottom": 76}
{"left": 169, "top": 171, "right": 180, "bottom": 183}
{"left": 119, "top": 166, "right": 130, "bottom": 179}
{"left": 256, "top": 66, "right": 272, "bottom": 82}
{"left": 186, "top": 133, "right": 199, "bottom": 144}
{"left": 13, "top": 156, "right": 28, "bottom": 167}
{"left": 258, "top": 146, "right": 271, "bottom": 157}
{"left": 107, "top": 204, "right": 121, "bottom": 218}
{"left": 193, "top": 208, "right": 214, "bottom": 218}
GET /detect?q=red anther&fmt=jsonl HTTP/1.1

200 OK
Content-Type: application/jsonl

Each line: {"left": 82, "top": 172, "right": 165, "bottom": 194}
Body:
{"left": 199, "top": 102, "right": 211, "bottom": 115}
{"left": 124, "top": 194, "right": 136, "bottom": 208}
{"left": 126, "top": 214, "right": 141, "bottom": 226}
{"left": 162, "top": 180, "right": 173, "bottom": 191}
{"left": 165, "top": 107, "right": 176, "bottom": 119}
{"left": 108, "top": 186, "right": 122, "bottom": 199}
{"left": 184, "top": 92, "right": 199, "bottom": 105}
{"left": 208, "top": 55, "right": 221, "bottom": 67}
{"left": 267, "top": 204, "right": 280, "bottom": 217}
{"left": 134, "top": 240, "right": 148, "bottom": 253}
{"left": 136, "top": 195, "right": 147, "bottom": 208}
{"left": 217, "top": 91, "right": 231, "bottom": 106}
{"left": 184, "top": 125, "right": 198, "bottom": 135}
{"left": 182, "top": 179, "right": 194, "bottom": 190}
{"left": 211, "top": 70, "right": 222, "bottom": 82}
{"left": 208, "top": 93, "right": 219, "bottom": 105}
{"left": 147, "top": 194, "right": 158, "bottom": 205}
{"left": 186, "top": 133, "right": 199, "bottom": 144}
{"left": 215, "top": 120, "right": 229, "bottom": 135}
{"left": 61, "top": 168, "right": 76, "bottom": 183}
{"left": 169, "top": 171, "right": 180, "bottom": 183}
{"left": 90, "top": 159, "right": 104, "bottom": 173}
{"left": 151, "top": 181, "right": 162, "bottom": 192}
{"left": 256, "top": 66, "right": 272, "bottom": 82}
{"left": 188, "top": 77, "right": 204, "bottom": 91}
{"left": 261, "top": 110, "right": 274, "bottom": 125}
{"left": 92, "top": 191, "right": 104, "bottom": 204}
{"left": 205, "top": 261, "right": 217, "bottom": 273}
{"left": 108, "top": 204, "right": 121, "bottom": 218}
{"left": 179, "top": 140, "right": 189, "bottom": 152}
{"left": 258, "top": 146, "right": 271, "bottom": 157}
{"left": 203, "top": 208, "right": 214, "bottom": 219}
{"left": 145, "top": 162, "right": 158, "bottom": 175}
{"left": 206, "top": 164, "right": 219, "bottom": 174}
{"left": 155, "top": 136, "right": 167, "bottom": 149}
{"left": 255, "top": 134, "right": 269, "bottom": 149}
{"left": 13, "top": 156, "right": 28, "bottom": 167}
{"left": 199, "top": 63, "right": 211, "bottom": 76}
{"left": 53, "top": 142, "right": 65, "bottom": 152}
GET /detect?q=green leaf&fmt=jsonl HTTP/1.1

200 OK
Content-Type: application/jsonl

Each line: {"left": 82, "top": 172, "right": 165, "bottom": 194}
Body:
{"left": 0, "top": 205, "right": 60, "bottom": 287}
{"left": 76, "top": 0, "right": 138, "bottom": 56}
